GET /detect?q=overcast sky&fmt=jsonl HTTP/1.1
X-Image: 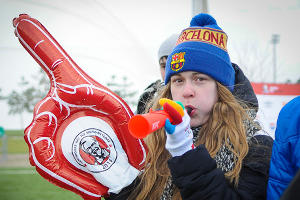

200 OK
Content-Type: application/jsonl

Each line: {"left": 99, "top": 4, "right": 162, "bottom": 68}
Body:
{"left": 1, "top": 0, "right": 300, "bottom": 129}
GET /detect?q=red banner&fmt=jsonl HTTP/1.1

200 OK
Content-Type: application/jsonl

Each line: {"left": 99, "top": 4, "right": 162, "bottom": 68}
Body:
{"left": 251, "top": 83, "right": 300, "bottom": 96}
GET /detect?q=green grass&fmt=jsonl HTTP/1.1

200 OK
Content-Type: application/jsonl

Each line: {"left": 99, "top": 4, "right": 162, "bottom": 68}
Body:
{"left": 0, "top": 167, "right": 83, "bottom": 200}
{"left": 0, "top": 135, "right": 28, "bottom": 154}
{"left": 0, "top": 132, "right": 108, "bottom": 199}
{"left": 4, "top": 129, "right": 24, "bottom": 136}
{"left": 0, "top": 129, "right": 28, "bottom": 154}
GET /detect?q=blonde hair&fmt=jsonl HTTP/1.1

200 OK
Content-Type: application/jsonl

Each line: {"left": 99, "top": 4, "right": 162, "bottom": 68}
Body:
{"left": 129, "top": 82, "right": 249, "bottom": 200}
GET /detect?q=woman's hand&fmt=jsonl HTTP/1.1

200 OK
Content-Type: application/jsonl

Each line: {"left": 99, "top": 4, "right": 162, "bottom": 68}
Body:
{"left": 160, "top": 99, "right": 194, "bottom": 157}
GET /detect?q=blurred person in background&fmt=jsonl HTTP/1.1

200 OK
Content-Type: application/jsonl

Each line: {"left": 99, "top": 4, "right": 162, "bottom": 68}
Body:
{"left": 267, "top": 96, "right": 300, "bottom": 200}
{"left": 136, "top": 34, "right": 178, "bottom": 114}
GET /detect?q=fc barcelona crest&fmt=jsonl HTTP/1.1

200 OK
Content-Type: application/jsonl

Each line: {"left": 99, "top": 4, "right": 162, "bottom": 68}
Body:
{"left": 171, "top": 52, "right": 185, "bottom": 71}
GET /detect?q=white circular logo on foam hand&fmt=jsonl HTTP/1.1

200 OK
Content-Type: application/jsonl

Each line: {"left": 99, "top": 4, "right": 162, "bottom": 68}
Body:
{"left": 72, "top": 128, "right": 117, "bottom": 172}
{"left": 61, "top": 116, "right": 117, "bottom": 173}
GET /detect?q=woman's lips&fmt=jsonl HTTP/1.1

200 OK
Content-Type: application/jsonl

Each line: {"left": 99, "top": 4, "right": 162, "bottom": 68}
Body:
{"left": 185, "top": 105, "right": 196, "bottom": 117}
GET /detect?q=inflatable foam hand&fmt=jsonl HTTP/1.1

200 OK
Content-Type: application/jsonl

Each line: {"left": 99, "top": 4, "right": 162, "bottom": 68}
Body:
{"left": 159, "top": 99, "right": 194, "bottom": 157}
{"left": 13, "top": 14, "right": 147, "bottom": 199}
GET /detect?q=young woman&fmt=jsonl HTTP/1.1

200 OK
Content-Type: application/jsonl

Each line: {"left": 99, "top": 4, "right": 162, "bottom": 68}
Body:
{"left": 107, "top": 13, "right": 273, "bottom": 200}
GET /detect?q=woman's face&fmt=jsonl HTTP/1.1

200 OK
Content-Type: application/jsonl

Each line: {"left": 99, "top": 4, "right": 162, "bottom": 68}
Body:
{"left": 170, "top": 71, "right": 218, "bottom": 127}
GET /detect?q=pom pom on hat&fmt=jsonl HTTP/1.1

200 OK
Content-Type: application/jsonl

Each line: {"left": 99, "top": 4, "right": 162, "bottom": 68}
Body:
{"left": 190, "top": 13, "right": 217, "bottom": 27}
{"left": 164, "top": 13, "right": 235, "bottom": 91}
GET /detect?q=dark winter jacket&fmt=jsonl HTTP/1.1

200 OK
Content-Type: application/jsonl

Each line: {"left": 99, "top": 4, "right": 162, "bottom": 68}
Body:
{"left": 168, "top": 135, "right": 273, "bottom": 200}
{"left": 136, "top": 79, "right": 162, "bottom": 114}
{"left": 231, "top": 63, "right": 258, "bottom": 111}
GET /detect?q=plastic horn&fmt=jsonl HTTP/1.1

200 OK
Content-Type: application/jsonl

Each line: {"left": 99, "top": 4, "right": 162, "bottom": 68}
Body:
{"left": 128, "top": 109, "right": 171, "bottom": 138}
{"left": 128, "top": 98, "right": 184, "bottom": 138}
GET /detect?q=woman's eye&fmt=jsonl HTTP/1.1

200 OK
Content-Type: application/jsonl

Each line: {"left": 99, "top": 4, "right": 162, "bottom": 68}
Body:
{"left": 172, "top": 78, "right": 183, "bottom": 83}
{"left": 196, "top": 77, "right": 205, "bottom": 81}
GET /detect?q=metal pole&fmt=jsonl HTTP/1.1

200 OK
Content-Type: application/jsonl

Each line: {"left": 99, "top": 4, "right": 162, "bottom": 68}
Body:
{"left": 2, "top": 134, "right": 7, "bottom": 161}
{"left": 192, "top": 0, "right": 209, "bottom": 17}
{"left": 0, "top": 134, "right": 7, "bottom": 162}
{"left": 271, "top": 34, "right": 280, "bottom": 83}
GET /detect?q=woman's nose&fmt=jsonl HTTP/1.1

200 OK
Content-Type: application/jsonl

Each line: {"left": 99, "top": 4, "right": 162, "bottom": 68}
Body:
{"left": 182, "top": 82, "right": 195, "bottom": 97}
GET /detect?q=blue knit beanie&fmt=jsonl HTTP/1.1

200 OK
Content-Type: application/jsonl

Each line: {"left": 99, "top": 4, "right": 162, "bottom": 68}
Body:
{"left": 165, "top": 13, "right": 235, "bottom": 91}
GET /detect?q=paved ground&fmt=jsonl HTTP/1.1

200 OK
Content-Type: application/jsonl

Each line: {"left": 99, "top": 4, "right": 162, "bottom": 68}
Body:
{"left": 0, "top": 154, "right": 31, "bottom": 168}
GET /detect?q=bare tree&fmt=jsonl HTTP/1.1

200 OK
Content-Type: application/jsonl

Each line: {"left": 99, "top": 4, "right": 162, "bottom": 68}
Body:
{"left": 231, "top": 41, "right": 273, "bottom": 82}
{"left": 106, "top": 75, "right": 138, "bottom": 109}
{"left": 0, "top": 69, "right": 49, "bottom": 115}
